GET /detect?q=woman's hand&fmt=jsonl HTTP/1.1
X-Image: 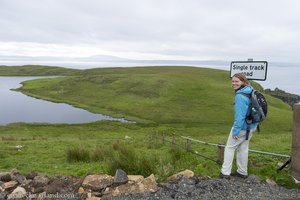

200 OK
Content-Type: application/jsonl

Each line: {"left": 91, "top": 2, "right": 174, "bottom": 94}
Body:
{"left": 233, "top": 135, "right": 239, "bottom": 140}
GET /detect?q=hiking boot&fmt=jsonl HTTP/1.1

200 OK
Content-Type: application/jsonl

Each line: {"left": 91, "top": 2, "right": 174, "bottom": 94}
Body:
{"left": 230, "top": 171, "right": 248, "bottom": 179}
{"left": 219, "top": 173, "right": 230, "bottom": 179}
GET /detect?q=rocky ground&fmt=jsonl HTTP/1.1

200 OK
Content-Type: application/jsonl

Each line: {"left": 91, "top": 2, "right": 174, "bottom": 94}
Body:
{"left": 106, "top": 175, "right": 300, "bottom": 200}
{"left": 1, "top": 169, "right": 300, "bottom": 200}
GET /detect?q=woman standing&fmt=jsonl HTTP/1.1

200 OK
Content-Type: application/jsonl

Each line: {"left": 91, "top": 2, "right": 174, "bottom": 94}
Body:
{"left": 220, "top": 73, "right": 258, "bottom": 179}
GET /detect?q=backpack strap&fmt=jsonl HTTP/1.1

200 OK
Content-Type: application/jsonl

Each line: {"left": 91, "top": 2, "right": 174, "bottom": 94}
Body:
{"left": 239, "top": 92, "right": 252, "bottom": 140}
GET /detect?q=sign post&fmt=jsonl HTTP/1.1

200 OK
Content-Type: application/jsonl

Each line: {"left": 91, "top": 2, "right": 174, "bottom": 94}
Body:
{"left": 230, "top": 60, "right": 268, "bottom": 80}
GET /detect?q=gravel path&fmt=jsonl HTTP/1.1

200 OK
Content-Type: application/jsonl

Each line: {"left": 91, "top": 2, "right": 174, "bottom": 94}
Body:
{"left": 104, "top": 175, "right": 300, "bottom": 200}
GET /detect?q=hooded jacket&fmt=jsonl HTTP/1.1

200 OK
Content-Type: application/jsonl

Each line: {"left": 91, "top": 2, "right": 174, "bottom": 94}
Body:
{"left": 232, "top": 85, "right": 258, "bottom": 136}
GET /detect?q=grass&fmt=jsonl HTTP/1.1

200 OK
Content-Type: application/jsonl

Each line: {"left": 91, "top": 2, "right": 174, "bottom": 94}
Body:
{"left": 0, "top": 65, "right": 298, "bottom": 188}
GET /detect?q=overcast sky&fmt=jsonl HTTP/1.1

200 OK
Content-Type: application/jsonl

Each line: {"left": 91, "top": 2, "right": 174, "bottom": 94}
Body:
{"left": 0, "top": 0, "right": 299, "bottom": 62}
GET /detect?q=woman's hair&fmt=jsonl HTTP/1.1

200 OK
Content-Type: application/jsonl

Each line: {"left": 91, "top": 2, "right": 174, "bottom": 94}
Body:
{"left": 232, "top": 73, "right": 250, "bottom": 86}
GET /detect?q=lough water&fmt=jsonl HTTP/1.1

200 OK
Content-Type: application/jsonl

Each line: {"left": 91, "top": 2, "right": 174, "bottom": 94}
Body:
{"left": 0, "top": 76, "right": 127, "bottom": 125}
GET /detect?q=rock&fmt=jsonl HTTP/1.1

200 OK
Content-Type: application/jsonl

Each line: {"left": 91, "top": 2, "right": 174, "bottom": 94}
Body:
{"left": 140, "top": 174, "right": 158, "bottom": 193}
{"left": 45, "top": 178, "right": 66, "bottom": 194}
{"left": 246, "top": 175, "right": 262, "bottom": 184}
{"left": 82, "top": 174, "right": 113, "bottom": 191}
{"left": 78, "top": 186, "right": 85, "bottom": 194}
{"left": 124, "top": 135, "right": 131, "bottom": 139}
{"left": 3, "top": 180, "right": 18, "bottom": 190}
{"left": 128, "top": 175, "right": 144, "bottom": 184}
{"left": 114, "top": 169, "right": 128, "bottom": 185}
{"left": 0, "top": 173, "right": 12, "bottom": 182}
{"left": 20, "top": 179, "right": 32, "bottom": 189}
{"left": 167, "top": 169, "right": 195, "bottom": 182}
{"left": 32, "top": 175, "right": 49, "bottom": 188}
{"left": 7, "top": 186, "right": 26, "bottom": 199}
{"left": 15, "top": 174, "right": 26, "bottom": 184}
{"left": 266, "top": 178, "right": 278, "bottom": 187}
{"left": 277, "top": 162, "right": 284, "bottom": 167}
{"left": 0, "top": 191, "right": 8, "bottom": 199}
{"left": 104, "top": 174, "right": 158, "bottom": 197}
{"left": 26, "top": 172, "right": 38, "bottom": 180}
{"left": 87, "top": 197, "right": 100, "bottom": 200}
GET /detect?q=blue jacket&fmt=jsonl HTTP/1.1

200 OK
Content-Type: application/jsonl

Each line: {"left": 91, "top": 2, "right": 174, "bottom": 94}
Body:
{"left": 232, "top": 86, "right": 258, "bottom": 136}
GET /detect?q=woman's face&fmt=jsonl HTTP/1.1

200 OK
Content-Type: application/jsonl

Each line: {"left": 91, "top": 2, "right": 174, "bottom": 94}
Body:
{"left": 231, "top": 76, "right": 244, "bottom": 90}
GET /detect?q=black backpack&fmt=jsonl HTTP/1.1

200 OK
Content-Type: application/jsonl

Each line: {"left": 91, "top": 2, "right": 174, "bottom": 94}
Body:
{"left": 241, "top": 89, "right": 268, "bottom": 139}
{"left": 248, "top": 90, "right": 268, "bottom": 123}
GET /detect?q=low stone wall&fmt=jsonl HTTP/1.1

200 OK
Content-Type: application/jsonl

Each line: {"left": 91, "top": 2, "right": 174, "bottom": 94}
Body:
{"left": 1, "top": 169, "right": 300, "bottom": 200}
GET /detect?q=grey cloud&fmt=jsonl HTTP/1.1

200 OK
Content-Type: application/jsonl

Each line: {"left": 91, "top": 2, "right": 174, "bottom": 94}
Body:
{"left": 0, "top": 0, "right": 300, "bottom": 61}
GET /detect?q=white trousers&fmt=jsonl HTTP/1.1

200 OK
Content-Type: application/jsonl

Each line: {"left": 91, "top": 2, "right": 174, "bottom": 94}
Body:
{"left": 221, "top": 127, "right": 255, "bottom": 176}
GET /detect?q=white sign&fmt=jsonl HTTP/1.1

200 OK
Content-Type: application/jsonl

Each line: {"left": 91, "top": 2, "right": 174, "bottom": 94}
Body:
{"left": 230, "top": 61, "right": 268, "bottom": 81}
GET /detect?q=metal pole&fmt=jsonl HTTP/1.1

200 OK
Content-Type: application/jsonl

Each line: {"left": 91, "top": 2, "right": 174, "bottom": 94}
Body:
{"left": 292, "top": 103, "right": 300, "bottom": 182}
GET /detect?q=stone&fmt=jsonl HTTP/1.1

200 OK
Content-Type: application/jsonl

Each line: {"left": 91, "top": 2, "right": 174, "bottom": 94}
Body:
{"left": 266, "top": 178, "right": 278, "bottom": 187}
{"left": 3, "top": 180, "right": 18, "bottom": 190}
{"left": 140, "top": 174, "right": 158, "bottom": 193}
{"left": 15, "top": 174, "right": 26, "bottom": 184}
{"left": 167, "top": 169, "right": 195, "bottom": 182}
{"left": 32, "top": 175, "right": 49, "bottom": 187}
{"left": 78, "top": 186, "right": 85, "bottom": 194}
{"left": 128, "top": 175, "right": 144, "bottom": 184}
{"left": 86, "top": 197, "right": 101, "bottom": 200}
{"left": 7, "top": 186, "right": 26, "bottom": 200}
{"left": 0, "top": 173, "right": 12, "bottom": 182}
{"left": 26, "top": 172, "right": 38, "bottom": 180}
{"left": 0, "top": 191, "right": 8, "bottom": 199}
{"left": 105, "top": 174, "right": 158, "bottom": 197}
{"left": 114, "top": 169, "right": 128, "bottom": 185}
{"left": 45, "top": 178, "right": 67, "bottom": 194}
{"left": 82, "top": 174, "right": 113, "bottom": 191}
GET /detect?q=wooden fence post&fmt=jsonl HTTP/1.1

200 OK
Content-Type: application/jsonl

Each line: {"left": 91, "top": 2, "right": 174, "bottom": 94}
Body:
{"left": 162, "top": 132, "right": 165, "bottom": 144}
{"left": 217, "top": 145, "right": 224, "bottom": 165}
{"left": 186, "top": 138, "right": 192, "bottom": 151}
{"left": 292, "top": 103, "right": 300, "bottom": 182}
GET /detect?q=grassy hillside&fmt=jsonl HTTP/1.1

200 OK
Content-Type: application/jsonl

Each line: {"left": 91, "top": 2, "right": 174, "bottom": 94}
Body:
{"left": 0, "top": 66, "right": 297, "bottom": 188}
{"left": 0, "top": 65, "right": 81, "bottom": 76}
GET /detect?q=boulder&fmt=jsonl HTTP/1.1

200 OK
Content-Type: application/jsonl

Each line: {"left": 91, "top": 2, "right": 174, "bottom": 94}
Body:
{"left": 167, "top": 169, "right": 194, "bottom": 182}
{"left": 26, "top": 172, "right": 38, "bottom": 180}
{"left": 15, "top": 174, "right": 26, "bottom": 184}
{"left": 104, "top": 174, "right": 158, "bottom": 197}
{"left": 32, "top": 175, "right": 49, "bottom": 188}
{"left": 128, "top": 175, "right": 144, "bottom": 184}
{"left": 3, "top": 181, "right": 18, "bottom": 190}
{"left": 82, "top": 174, "right": 113, "bottom": 191}
{"left": 114, "top": 169, "right": 128, "bottom": 185}
{"left": 7, "top": 186, "right": 26, "bottom": 200}
{"left": 0, "top": 172, "right": 12, "bottom": 182}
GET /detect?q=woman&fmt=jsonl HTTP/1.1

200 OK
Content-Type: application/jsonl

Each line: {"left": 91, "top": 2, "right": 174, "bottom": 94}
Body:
{"left": 220, "top": 73, "right": 258, "bottom": 179}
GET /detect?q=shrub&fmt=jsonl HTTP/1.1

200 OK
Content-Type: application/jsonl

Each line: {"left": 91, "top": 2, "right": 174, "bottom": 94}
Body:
{"left": 66, "top": 147, "right": 90, "bottom": 162}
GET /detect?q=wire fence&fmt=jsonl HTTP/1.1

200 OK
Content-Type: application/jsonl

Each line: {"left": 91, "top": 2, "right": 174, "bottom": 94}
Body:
{"left": 159, "top": 132, "right": 291, "bottom": 166}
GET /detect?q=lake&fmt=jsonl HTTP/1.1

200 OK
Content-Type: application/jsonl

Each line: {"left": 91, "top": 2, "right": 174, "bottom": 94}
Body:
{"left": 0, "top": 76, "right": 127, "bottom": 125}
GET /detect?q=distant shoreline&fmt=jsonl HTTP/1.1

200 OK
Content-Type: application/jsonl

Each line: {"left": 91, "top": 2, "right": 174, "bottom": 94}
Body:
{"left": 1, "top": 61, "right": 300, "bottom": 96}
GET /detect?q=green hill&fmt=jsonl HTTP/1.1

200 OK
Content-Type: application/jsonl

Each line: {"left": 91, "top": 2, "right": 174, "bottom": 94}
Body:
{"left": 17, "top": 66, "right": 292, "bottom": 128}
{"left": 0, "top": 65, "right": 296, "bottom": 188}
{"left": 0, "top": 65, "right": 81, "bottom": 76}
